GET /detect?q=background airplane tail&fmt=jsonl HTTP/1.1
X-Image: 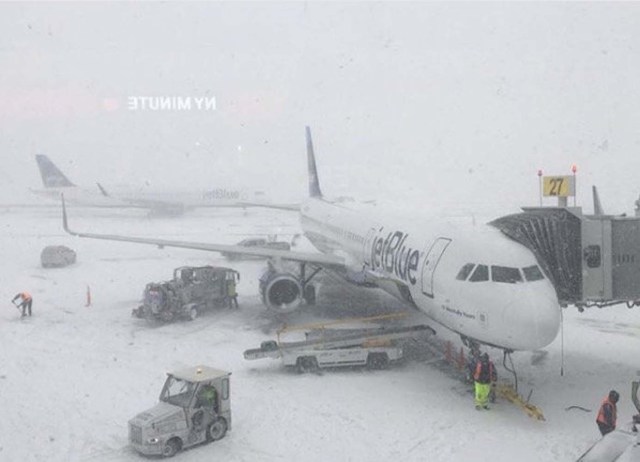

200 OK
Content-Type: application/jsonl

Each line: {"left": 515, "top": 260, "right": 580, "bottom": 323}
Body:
{"left": 306, "top": 126, "right": 323, "bottom": 198}
{"left": 35, "top": 154, "right": 75, "bottom": 188}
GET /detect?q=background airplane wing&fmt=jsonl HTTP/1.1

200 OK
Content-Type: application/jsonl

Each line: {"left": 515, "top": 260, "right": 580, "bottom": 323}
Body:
{"left": 62, "top": 198, "right": 345, "bottom": 267}
{"left": 237, "top": 201, "right": 300, "bottom": 211}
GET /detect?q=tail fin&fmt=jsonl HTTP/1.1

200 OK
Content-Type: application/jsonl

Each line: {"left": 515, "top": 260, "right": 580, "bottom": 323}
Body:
{"left": 35, "top": 154, "right": 75, "bottom": 188}
{"left": 306, "top": 126, "right": 323, "bottom": 198}
{"left": 592, "top": 185, "right": 605, "bottom": 216}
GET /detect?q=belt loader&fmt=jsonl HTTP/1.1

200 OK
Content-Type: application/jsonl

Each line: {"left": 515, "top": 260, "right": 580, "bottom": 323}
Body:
{"left": 244, "top": 322, "right": 434, "bottom": 372}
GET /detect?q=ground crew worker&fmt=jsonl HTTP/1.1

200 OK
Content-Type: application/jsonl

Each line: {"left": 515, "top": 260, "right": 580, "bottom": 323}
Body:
{"left": 200, "top": 385, "right": 217, "bottom": 409}
{"left": 466, "top": 344, "right": 481, "bottom": 384}
{"left": 12, "top": 292, "right": 32, "bottom": 317}
{"left": 596, "top": 390, "right": 619, "bottom": 436}
{"left": 473, "top": 353, "right": 497, "bottom": 410}
{"left": 226, "top": 278, "right": 238, "bottom": 308}
{"left": 193, "top": 385, "right": 218, "bottom": 429}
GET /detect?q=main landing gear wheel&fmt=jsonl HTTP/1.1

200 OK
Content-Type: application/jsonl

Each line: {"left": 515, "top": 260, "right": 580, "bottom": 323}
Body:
{"left": 303, "top": 285, "right": 316, "bottom": 305}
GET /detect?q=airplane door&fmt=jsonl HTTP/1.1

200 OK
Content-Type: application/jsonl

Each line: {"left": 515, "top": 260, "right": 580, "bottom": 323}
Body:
{"left": 362, "top": 227, "right": 377, "bottom": 266}
{"left": 421, "top": 237, "right": 452, "bottom": 298}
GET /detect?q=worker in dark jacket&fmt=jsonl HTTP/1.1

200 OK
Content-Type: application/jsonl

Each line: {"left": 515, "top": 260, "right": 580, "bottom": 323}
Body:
{"left": 473, "top": 353, "right": 497, "bottom": 410}
{"left": 12, "top": 292, "right": 32, "bottom": 317}
{"left": 596, "top": 390, "right": 619, "bottom": 436}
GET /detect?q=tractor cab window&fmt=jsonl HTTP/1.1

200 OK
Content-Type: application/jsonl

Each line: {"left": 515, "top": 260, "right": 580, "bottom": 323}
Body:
{"left": 222, "top": 378, "right": 230, "bottom": 400}
{"left": 160, "top": 376, "right": 197, "bottom": 408}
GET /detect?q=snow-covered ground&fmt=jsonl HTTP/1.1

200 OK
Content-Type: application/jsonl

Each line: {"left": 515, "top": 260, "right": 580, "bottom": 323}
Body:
{"left": 1, "top": 206, "right": 639, "bottom": 462}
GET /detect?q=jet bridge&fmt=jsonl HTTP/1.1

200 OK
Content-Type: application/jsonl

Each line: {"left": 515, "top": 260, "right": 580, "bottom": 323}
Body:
{"left": 490, "top": 206, "right": 640, "bottom": 308}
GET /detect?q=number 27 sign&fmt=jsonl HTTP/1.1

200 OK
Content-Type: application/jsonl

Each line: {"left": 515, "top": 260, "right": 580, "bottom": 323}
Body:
{"left": 542, "top": 176, "right": 575, "bottom": 197}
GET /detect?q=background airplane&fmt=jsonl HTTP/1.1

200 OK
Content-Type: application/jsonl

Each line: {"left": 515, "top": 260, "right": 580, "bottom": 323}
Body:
{"left": 33, "top": 154, "right": 297, "bottom": 215}
{"left": 62, "top": 127, "right": 562, "bottom": 353}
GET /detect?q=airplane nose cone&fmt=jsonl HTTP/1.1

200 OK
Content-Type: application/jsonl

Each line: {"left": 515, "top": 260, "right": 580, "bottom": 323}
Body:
{"left": 528, "top": 294, "right": 561, "bottom": 348}
{"left": 502, "top": 287, "right": 561, "bottom": 350}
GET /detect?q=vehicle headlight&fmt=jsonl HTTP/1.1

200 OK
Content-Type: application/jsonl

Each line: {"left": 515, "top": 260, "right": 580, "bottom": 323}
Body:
{"left": 146, "top": 437, "right": 160, "bottom": 444}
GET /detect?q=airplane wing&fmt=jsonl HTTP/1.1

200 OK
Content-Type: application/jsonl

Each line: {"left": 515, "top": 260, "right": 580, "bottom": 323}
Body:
{"left": 61, "top": 197, "right": 345, "bottom": 268}
{"left": 97, "top": 183, "right": 299, "bottom": 212}
{"left": 237, "top": 201, "right": 300, "bottom": 212}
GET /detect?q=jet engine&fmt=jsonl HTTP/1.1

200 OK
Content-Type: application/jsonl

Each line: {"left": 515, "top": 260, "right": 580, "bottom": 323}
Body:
{"left": 259, "top": 269, "right": 303, "bottom": 313}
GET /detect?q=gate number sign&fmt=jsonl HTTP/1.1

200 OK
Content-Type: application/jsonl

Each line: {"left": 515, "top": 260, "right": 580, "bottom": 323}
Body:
{"left": 543, "top": 176, "right": 575, "bottom": 197}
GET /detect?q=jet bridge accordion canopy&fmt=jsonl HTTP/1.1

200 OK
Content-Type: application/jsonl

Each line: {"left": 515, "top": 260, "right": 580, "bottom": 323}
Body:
{"left": 490, "top": 207, "right": 640, "bottom": 306}
{"left": 490, "top": 208, "right": 582, "bottom": 304}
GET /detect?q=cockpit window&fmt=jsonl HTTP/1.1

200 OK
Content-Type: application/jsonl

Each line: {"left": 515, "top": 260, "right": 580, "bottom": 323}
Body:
{"left": 523, "top": 265, "right": 544, "bottom": 281}
{"left": 456, "top": 263, "right": 475, "bottom": 281}
{"left": 491, "top": 266, "right": 523, "bottom": 283}
{"left": 468, "top": 264, "right": 489, "bottom": 282}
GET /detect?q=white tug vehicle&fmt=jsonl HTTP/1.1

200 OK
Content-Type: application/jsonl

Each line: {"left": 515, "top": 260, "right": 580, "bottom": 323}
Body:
{"left": 129, "top": 366, "right": 231, "bottom": 457}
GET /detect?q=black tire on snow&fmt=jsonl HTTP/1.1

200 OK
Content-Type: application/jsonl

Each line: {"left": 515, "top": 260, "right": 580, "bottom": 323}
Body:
{"left": 207, "top": 418, "right": 228, "bottom": 442}
{"left": 366, "top": 353, "right": 389, "bottom": 370}
{"left": 296, "top": 356, "right": 318, "bottom": 373}
{"left": 188, "top": 306, "right": 198, "bottom": 321}
{"left": 161, "top": 438, "right": 180, "bottom": 457}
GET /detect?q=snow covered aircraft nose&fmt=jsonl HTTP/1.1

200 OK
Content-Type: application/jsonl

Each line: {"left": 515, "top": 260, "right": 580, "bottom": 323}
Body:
{"left": 499, "top": 282, "right": 561, "bottom": 350}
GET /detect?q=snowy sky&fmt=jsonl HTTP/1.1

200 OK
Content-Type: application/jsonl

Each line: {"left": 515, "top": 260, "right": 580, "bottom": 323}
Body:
{"left": 2, "top": 2, "right": 640, "bottom": 216}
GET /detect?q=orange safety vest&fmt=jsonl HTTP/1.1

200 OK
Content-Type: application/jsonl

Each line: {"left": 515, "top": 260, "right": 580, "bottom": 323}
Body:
{"left": 20, "top": 292, "right": 32, "bottom": 301}
{"left": 473, "top": 360, "right": 495, "bottom": 384}
{"left": 596, "top": 398, "right": 617, "bottom": 427}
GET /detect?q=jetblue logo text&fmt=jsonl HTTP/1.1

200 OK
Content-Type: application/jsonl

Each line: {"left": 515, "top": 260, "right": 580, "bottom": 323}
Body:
{"left": 370, "top": 230, "right": 420, "bottom": 285}
{"left": 203, "top": 189, "right": 240, "bottom": 200}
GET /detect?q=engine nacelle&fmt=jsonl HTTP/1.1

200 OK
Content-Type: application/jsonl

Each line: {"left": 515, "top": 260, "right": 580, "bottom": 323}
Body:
{"left": 259, "top": 270, "right": 303, "bottom": 314}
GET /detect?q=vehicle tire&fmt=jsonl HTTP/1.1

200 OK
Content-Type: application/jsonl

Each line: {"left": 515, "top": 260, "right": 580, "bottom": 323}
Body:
{"left": 296, "top": 356, "right": 318, "bottom": 374}
{"left": 188, "top": 307, "right": 198, "bottom": 321}
{"left": 160, "top": 310, "right": 174, "bottom": 323}
{"left": 303, "top": 285, "right": 316, "bottom": 305}
{"left": 161, "top": 438, "right": 180, "bottom": 458}
{"left": 206, "top": 418, "right": 228, "bottom": 442}
{"left": 366, "top": 353, "right": 389, "bottom": 370}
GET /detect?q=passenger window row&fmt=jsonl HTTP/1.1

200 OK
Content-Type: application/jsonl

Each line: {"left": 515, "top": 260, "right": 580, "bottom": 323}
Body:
{"left": 456, "top": 263, "right": 544, "bottom": 283}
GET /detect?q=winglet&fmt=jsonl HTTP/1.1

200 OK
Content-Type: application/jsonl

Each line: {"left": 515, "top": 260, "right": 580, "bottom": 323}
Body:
{"left": 61, "top": 194, "right": 77, "bottom": 236}
{"left": 97, "top": 182, "right": 109, "bottom": 197}
{"left": 592, "top": 185, "right": 605, "bottom": 216}
{"left": 306, "top": 126, "right": 323, "bottom": 198}
{"left": 35, "top": 154, "right": 75, "bottom": 188}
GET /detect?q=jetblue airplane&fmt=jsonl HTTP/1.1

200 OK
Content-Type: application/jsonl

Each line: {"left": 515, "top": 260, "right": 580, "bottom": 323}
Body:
{"left": 62, "top": 127, "right": 561, "bottom": 352}
{"left": 34, "top": 154, "right": 295, "bottom": 215}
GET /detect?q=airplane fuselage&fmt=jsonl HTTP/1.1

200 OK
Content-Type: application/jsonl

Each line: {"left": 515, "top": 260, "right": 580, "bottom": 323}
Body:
{"left": 300, "top": 198, "right": 561, "bottom": 351}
